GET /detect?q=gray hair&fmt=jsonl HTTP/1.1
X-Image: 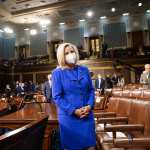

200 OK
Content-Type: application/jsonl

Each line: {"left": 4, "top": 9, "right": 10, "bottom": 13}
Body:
{"left": 145, "top": 64, "right": 150, "bottom": 69}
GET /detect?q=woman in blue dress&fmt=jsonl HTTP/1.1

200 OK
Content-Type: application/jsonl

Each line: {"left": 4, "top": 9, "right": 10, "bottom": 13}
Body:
{"left": 52, "top": 43, "right": 96, "bottom": 150}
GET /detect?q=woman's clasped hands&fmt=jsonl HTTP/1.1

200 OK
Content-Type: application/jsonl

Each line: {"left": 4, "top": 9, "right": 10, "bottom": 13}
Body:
{"left": 74, "top": 105, "right": 91, "bottom": 118}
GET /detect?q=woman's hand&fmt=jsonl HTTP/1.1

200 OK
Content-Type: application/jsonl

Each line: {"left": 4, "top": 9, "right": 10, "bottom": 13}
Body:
{"left": 80, "top": 105, "right": 91, "bottom": 118}
{"left": 74, "top": 108, "right": 85, "bottom": 118}
{"left": 74, "top": 105, "right": 91, "bottom": 118}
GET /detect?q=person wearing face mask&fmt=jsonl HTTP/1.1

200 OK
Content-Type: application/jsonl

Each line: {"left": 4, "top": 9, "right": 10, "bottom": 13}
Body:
{"left": 52, "top": 43, "right": 96, "bottom": 150}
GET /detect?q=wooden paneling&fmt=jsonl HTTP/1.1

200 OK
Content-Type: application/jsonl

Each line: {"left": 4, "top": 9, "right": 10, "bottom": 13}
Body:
{"left": 22, "top": 74, "right": 33, "bottom": 82}
{"left": 36, "top": 73, "right": 48, "bottom": 84}
{"left": 14, "top": 74, "right": 20, "bottom": 82}
{"left": 132, "top": 31, "right": 144, "bottom": 49}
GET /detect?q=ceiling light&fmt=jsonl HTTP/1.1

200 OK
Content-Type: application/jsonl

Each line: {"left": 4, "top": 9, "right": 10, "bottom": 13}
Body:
{"left": 79, "top": 19, "right": 85, "bottom": 22}
{"left": 39, "top": 19, "right": 51, "bottom": 26}
{"left": 111, "top": 7, "right": 116, "bottom": 12}
{"left": 4, "top": 27, "right": 13, "bottom": 33}
{"left": 122, "top": 13, "right": 129, "bottom": 16}
{"left": 30, "top": 29, "right": 37, "bottom": 35}
{"left": 138, "top": 2, "right": 142, "bottom": 7}
{"left": 86, "top": 10, "right": 93, "bottom": 17}
{"left": 59, "top": 22, "right": 65, "bottom": 25}
{"left": 100, "top": 16, "right": 107, "bottom": 19}
{"left": 146, "top": 10, "right": 150, "bottom": 13}
{"left": 24, "top": 28, "right": 29, "bottom": 31}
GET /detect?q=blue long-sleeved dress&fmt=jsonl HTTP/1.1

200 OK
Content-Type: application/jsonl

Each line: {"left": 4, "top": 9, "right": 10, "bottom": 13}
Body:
{"left": 52, "top": 65, "right": 96, "bottom": 150}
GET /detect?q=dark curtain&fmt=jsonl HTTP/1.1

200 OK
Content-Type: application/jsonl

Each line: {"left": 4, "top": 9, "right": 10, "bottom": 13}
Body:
{"left": 64, "top": 28, "right": 84, "bottom": 47}
{"left": 30, "top": 32, "right": 47, "bottom": 56}
{"left": 103, "top": 22, "right": 127, "bottom": 48}
{"left": 3, "top": 37, "right": 15, "bottom": 59}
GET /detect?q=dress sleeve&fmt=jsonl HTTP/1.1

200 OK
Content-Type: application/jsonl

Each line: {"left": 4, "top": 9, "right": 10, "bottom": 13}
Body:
{"left": 86, "top": 68, "right": 95, "bottom": 109}
{"left": 52, "top": 70, "right": 76, "bottom": 115}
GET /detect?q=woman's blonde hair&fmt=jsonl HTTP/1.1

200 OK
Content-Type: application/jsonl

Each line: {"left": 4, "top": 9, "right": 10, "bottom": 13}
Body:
{"left": 56, "top": 43, "right": 79, "bottom": 68}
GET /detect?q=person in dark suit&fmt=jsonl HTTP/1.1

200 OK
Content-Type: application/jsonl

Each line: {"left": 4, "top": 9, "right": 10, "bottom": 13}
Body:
{"left": 105, "top": 74, "right": 113, "bottom": 89}
{"left": 111, "top": 73, "right": 118, "bottom": 86}
{"left": 102, "top": 42, "right": 108, "bottom": 58}
{"left": 95, "top": 74, "right": 105, "bottom": 95}
{"left": 43, "top": 74, "right": 52, "bottom": 102}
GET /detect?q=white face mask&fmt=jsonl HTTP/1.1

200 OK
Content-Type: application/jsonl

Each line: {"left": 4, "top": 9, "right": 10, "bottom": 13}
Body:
{"left": 65, "top": 52, "right": 77, "bottom": 64}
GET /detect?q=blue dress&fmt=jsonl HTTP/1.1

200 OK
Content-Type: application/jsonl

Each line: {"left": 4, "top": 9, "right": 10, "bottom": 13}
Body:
{"left": 52, "top": 65, "right": 96, "bottom": 150}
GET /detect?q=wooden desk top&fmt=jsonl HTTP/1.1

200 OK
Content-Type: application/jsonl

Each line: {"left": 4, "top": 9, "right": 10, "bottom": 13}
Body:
{"left": 0, "top": 103, "right": 58, "bottom": 124}
{"left": 0, "top": 101, "right": 8, "bottom": 112}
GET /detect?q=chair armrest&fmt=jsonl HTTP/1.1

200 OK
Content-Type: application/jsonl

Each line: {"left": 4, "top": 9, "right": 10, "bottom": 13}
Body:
{"left": 94, "top": 112, "right": 116, "bottom": 118}
{"left": 98, "top": 117, "right": 128, "bottom": 124}
{"left": 105, "top": 124, "right": 144, "bottom": 133}
{"left": 114, "top": 138, "right": 150, "bottom": 148}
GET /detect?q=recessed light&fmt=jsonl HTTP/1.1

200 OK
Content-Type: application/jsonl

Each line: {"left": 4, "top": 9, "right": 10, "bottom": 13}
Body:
{"left": 39, "top": 19, "right": 51, "bottom": 26}
{"left": 111, "top": 8, "right": 116, "bottom": 12}
{"left": 146, "top": 10, "right": 150, "bottom": 13}
{"left": 59, "top": 22, "right": 65, "bottom": 25}
{"left": 138, "top": 2, "right": 142, "bottom": 7}
{"left": 79, "top": 19, "right": 85, "bottom": 22}
{"left": 30, "top": 29, "right": 37, "bottom": 35}
{"left": 86, "top": 10, "right": 94, "bottom": 17}
{"left": 122, "top": 13, "right": 129, "bottom": 16}
{"left": 100, "top": 16, "right": 107, "bottom": 19}
{"left": 4, "top": 27, "right": 13, "bottom": 33}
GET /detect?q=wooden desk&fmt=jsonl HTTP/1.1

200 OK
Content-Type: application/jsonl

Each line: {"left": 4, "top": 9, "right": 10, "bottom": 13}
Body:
{"left": 0, "top": 101, "right": 8, "bottom": 113}
{"left": 0, "top": 103, "right": 58, "bottom": 150}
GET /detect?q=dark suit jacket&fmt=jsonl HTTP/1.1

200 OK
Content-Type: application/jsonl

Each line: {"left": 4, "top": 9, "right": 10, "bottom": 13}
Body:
{"left": 105, "top": 77, "right": 113, "bottom": 89}
{"left": 43, "top": 81, "right": 52, "bottom": 102}
{"left": 95, "top": 78, "right": 105, "bottom": 89}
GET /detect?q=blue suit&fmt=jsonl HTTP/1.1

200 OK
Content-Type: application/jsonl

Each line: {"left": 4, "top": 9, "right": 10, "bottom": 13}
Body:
{"left": 52, "top": 65, "right": 96, "bottom": 150}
